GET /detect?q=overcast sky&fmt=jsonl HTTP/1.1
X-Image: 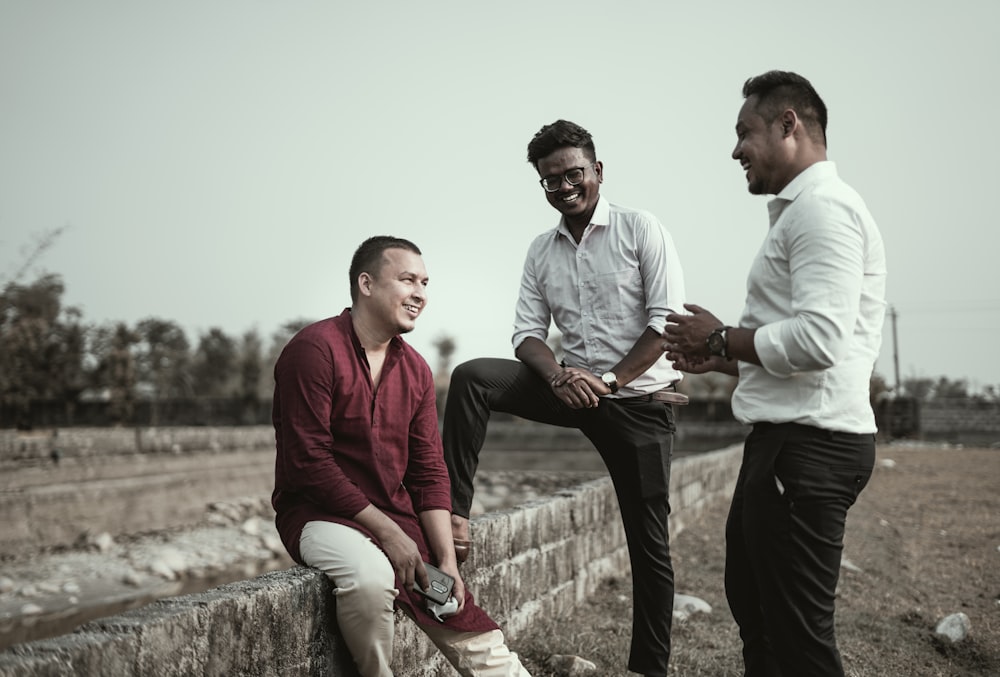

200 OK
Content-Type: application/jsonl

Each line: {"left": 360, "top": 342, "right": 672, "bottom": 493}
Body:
{"left": 2, "top": 1, "right": 998, "bottom": 393}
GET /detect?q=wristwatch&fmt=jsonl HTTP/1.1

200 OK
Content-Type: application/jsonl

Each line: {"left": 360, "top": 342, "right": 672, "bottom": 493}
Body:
{"left": 707, "top": 326, "right": 729, "bottom": 358}
{"left": 601, "top": 371, "right": 619, "bottom": 393}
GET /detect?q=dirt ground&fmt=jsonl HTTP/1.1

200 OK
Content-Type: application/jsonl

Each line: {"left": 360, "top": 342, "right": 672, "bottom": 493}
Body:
{"left": 517, "top": 443, "right": 1000, "bottom": 676}
{"left": 3, "top": 443, "right": 997, "bottom": 675}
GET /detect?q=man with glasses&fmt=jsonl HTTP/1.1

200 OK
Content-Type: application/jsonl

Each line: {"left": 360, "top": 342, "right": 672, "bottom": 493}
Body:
{"left": 443, "top": 119, "right": 686, "bottom": 676}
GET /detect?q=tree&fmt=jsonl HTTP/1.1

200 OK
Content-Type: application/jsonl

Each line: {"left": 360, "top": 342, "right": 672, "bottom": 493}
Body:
{"left": 902, "top": 377, "right": 934, "bottom": 402}
{"left": 432, "top": 334, "right": 456, "bottom": 381}
{"left": 191, "top": 327, "right": 238, "bottom": 398}
{"left": 0, "top": 274, "right": 86, "bottom": 428}
{"left": 135, "top": 318, "right": 192, "bottom": 424}
{"left": 932, "top": 376, "right": 968, "bottom": 401}
{"left": 237, "top": 329, "right": 265, "bottom": 421}
{"left": 94, "top": 323, "right": 139, "bottom": 425}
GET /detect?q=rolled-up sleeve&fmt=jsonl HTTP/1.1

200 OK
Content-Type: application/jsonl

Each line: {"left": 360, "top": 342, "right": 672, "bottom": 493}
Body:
{"left": 637, "top": 215, "right": 685, "bottom": 335}
{"left": 512, "top": 239, "right": 553, "bottom": 350}
{"left": 754, "top": 198, "right": 865, "bottom": 378}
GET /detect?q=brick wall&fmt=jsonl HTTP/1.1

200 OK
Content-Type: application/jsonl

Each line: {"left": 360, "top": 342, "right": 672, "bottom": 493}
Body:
{"left": 0, "top": 444, "right": 743, "bottom": 677}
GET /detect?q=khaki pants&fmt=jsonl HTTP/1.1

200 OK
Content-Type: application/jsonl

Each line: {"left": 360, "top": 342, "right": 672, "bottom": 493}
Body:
{"left": 299, "top": 521, "right": 530, "bottom": 677}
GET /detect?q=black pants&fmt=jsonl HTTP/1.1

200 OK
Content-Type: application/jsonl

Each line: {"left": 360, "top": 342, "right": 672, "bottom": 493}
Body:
{"left": 443, "top": 358, "right": 675, "bottom": 675}
{"left": 726, "top": 422, "right": 875, "bottom": 677}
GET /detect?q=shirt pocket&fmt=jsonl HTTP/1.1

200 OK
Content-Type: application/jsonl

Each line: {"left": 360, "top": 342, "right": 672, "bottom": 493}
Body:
{"left": 588, "top": 267, "right": 642, "bottom": 323}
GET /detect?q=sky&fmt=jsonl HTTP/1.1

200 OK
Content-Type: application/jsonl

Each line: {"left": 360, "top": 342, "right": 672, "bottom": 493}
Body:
{"left": 2, "top": 1, "right": 999, "bottom": 393}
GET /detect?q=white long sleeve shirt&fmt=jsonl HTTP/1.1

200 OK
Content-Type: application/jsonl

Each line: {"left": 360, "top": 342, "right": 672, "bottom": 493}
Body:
{"left": 732, "top": 161, "right": 887, "bottom": 433}
{"left": 512, "top": 196, "right": 686, "bottom": 397}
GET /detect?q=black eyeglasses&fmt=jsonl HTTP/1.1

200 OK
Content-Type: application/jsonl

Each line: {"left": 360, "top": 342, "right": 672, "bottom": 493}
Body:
{"left": 539, "top": 165, "right": 594, "bottom": 192}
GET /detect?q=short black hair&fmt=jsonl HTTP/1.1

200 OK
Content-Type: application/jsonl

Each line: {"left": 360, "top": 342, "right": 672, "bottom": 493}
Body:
{"left": 526, "top": 119, "right": 596, "bottom": 168}
{"left": 349, "top": 236, "right": 422, "bottom": 302}
{"left": 742, "top": 70, "right": 828, "bottom": 146}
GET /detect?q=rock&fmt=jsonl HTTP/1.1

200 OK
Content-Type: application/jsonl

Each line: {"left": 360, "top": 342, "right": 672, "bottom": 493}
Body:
{"left": 122, "top": 571, "right": 144, "bottom": 587}
{"left": 20, "top": 603, "right": 43, "bottom": 616}
{"left": 148, "top": 560, "right": 177, "bottom": 581}
{"left": 240, "top": 517, "right": 261, "bottom": 536}
{"left": 841, "top": 558, "right": 864, "bottom": 573}
{"left": 545, "top": 654, "right": 597, "bottom": 675}
{"left": 0, "top": 577, "right": 14, "bottom": 594}
{"left": 878, "top": 458, "right": 896, "bottom": 469}
{"left": 62, "top": 582, "right": 81, "bottom": 595}
{"left": 91, "top": 531, "right": 115, "bottom": 553}
{"left": 935, "top": 612, "right": 971, "bottom": 643}
{"left": 673, "top": 593, "right": 712, "bottom": 621}
{"left": 261, "top": 532, "right": 284, "bottom": 556}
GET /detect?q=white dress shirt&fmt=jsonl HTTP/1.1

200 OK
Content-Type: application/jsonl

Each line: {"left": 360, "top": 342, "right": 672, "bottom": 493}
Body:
{"left": 732, "top": 161, "right": 887, "bottom": 433}
{"left": 512, "top": 195, "right": 686, "bottom": 397}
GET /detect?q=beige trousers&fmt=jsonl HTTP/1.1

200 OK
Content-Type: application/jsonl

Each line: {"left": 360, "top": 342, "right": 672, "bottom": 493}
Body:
{"left": 299, "top": 521, "right": 531, "bottom": 677}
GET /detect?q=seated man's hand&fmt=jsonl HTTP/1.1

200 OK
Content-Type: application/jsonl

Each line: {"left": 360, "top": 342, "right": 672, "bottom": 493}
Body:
{"left": 550, "top": 367, "right": 601, "bottom": 409}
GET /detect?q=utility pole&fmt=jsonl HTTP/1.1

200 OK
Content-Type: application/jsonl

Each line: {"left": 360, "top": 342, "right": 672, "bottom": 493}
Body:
{"left": 890, "top": 305, "right": 901, "bottom": 394}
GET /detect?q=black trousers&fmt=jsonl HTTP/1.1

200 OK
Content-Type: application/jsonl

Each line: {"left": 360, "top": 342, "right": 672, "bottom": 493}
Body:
{"left": 726, "top": 422, "right": 875, "bottom": 677}
{"left": 443, "top": 358, "right": 675, "bottom": 675}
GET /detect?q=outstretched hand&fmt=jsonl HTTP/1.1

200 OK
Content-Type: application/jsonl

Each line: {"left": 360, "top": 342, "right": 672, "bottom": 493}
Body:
{"left": 665, "top": 352, "right": 731, "bottom": 375}
{"left": 662, "top": 303, "right": 723, "bottom": 359}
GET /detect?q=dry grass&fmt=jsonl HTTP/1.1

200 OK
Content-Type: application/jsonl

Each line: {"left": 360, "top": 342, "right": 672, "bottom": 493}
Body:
{"left": 515, "top": 445, "right": 1000, "bottom": 676}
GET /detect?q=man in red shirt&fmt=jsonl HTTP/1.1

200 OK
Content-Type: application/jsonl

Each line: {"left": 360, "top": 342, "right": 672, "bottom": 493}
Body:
{"left": 272, "top": 236, "right": 530, "bottom": 676}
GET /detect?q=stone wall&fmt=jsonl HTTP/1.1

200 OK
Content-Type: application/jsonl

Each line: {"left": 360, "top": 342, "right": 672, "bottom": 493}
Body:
{"left": 0, "top": 445, "right": 744, "bottom": 677}
{"left": 919, "top": 400, "right": 1000, "bottom": 441}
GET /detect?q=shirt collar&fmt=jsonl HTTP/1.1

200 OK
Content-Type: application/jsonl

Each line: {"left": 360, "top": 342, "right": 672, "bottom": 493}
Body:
{"left": 768, "top": 161, "right": 837, "bottom": 226}
{"left": 555, "top": 194, "right": 610, "bottom": 240}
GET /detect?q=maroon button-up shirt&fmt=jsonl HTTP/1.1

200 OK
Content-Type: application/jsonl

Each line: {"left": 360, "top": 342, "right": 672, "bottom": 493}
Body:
{"left": 271, "top": 309, "right": 496, "bottom": 631}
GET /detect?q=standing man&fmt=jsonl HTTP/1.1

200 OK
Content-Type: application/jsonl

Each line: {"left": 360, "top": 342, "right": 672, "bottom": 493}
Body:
{"left": 663, "top": 71, "right": 887, "bottom": 676}
{"left": 272, "top": 236, "right": 531, "bottom": 677}
{"left": 444, "top": 120, "right": 686, "bottom": 676}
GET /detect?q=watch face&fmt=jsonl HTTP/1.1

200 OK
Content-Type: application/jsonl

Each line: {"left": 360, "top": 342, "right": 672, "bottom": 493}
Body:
{"left": 601, "top": 372, "right": 618, "bottom": 392}
{"left": 708, "top": 331, "right": 725, "bottom": 355}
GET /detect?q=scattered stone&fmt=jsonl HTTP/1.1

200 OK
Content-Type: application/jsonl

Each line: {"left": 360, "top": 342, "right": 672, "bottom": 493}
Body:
{"left": 841, "top": 558, "right": 864, "bottom": 573}
{"left": 148, "top": 561, "right": 177, "bottom": 581}
{"left": 261, "top": 532, "right": 284, "bottom": 556}
{"left": 143, "top": 546, "right": 188, "bottom": 580}
{"left": 122, "top": 571, "right": 143, "bottom": 587}
{"left": 0, "top": 577, "right": 15, "bottom": 594}
{"left": 61, "top": 582, "right": 81, "bottom": 595}
{"left": 20, "top": 603, "right": 43, "bottom": 616}
{"left": 878, "top": 458, "right": 896, "bottom": 469}
{"left": 673, "top": 593, "right": 712, "bottom": 621}
{"left": 240, "top": 518, "right": 261, "bottom": 537}
{"left": 935, "top": 612, "right": 971, "bottom": 643}
{"left": 18, "top": 584, "right": 38, "bottom": 598}
{"left": 545, "top": 654, "right": 597, "bottom": 675}
{"left": 91, "top": 532, "right": 115, "bottom": 553}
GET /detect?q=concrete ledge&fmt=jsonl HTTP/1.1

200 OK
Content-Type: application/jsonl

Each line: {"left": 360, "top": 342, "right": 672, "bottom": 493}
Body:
{"left": 0, "top": 445, "right": 743, "bottom": 676}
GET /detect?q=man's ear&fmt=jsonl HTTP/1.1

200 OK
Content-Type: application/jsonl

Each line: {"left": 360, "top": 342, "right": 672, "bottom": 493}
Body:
{"left": 358, "top": 272, "right": 374, "bottom": 297}
{"left": 780, "top": 109, "right": 797, "bottom": 138}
